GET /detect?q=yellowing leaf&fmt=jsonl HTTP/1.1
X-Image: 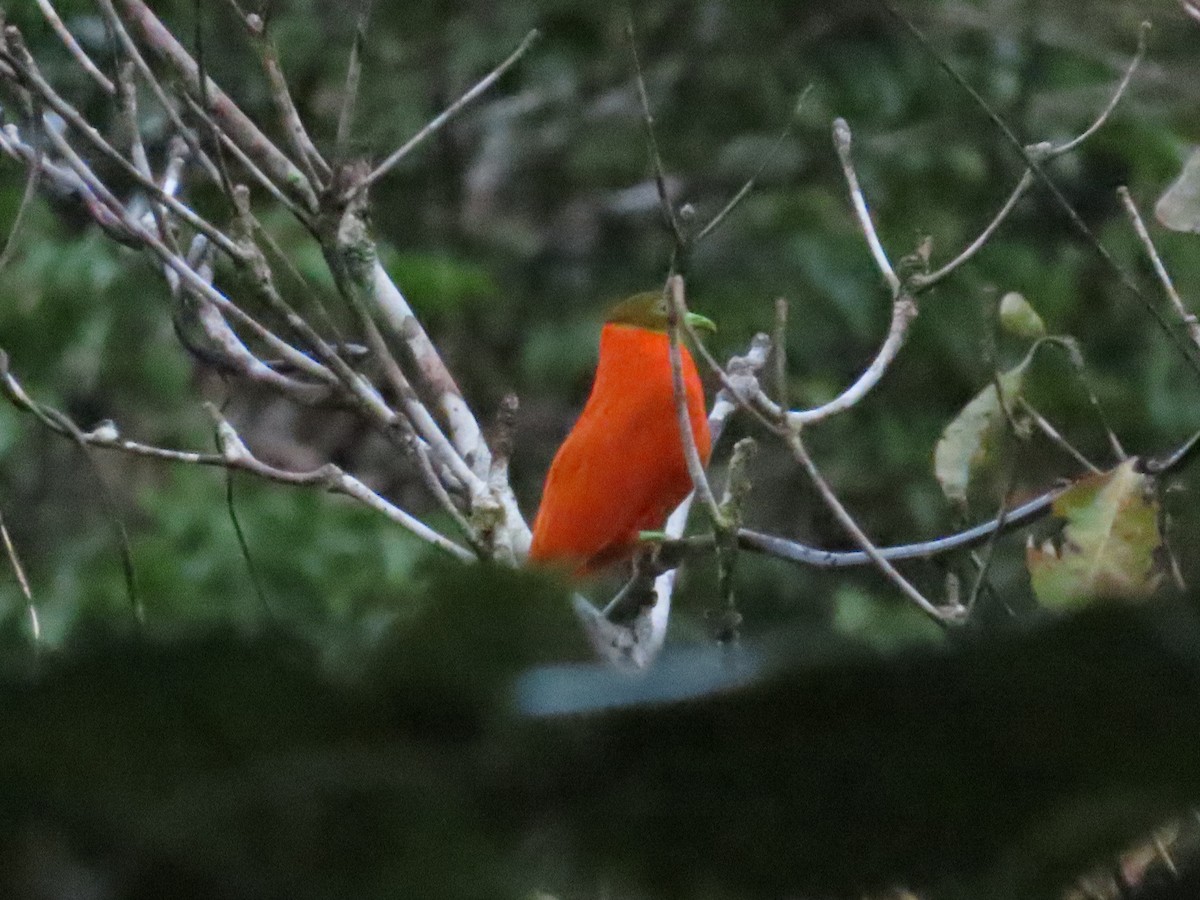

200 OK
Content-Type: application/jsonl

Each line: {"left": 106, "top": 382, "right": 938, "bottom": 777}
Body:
{"left": 1156, "top": 148, "right": 1200, "bottom": 234}
{"left": 934, "top": 361, "right": 1029, "bottom": 508}
{"left": 1026, "top": 459, "right": 1163, "bottom": 608}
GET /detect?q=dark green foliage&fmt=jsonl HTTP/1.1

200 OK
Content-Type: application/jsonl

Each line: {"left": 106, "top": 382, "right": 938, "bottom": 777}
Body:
{"left": 0, "top": 569, "right": 1198, "bottom": 899}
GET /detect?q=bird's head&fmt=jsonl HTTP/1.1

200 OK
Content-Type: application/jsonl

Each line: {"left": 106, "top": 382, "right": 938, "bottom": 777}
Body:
{"left": 605, "top": 290, "right": 717, "bottom": 334}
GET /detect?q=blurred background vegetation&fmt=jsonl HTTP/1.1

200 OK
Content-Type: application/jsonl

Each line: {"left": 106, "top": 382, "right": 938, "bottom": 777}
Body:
{"left": 1, "top": 0, "right": 1198, "bottom": 648}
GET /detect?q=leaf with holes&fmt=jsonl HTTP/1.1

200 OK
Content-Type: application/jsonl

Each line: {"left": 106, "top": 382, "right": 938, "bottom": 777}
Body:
{"left": 1027, "top": 459, "right": 1163, "bottom": 608}
{"left": 934, "top": 360, "right": 1029, "bottom": 508}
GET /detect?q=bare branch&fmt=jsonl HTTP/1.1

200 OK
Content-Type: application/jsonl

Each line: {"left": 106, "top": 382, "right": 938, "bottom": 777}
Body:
{"left": 626, "top": 12, "right": 684, "bottom": 253}
{"left": 783, "top": 293, "right": 917, "bottom": 426}
{"left": 115, "top": 0, "right": 319, "bottom": 213}
{"left": 1047, "top": 22, "right": 1149, "bottom": 159}
{"left": 35, "top": 107, "right": 141, "bottom": 241}
{"left": 912, "top": 170, "right": 1034, "bottom": 291}
{"left": 0, "top": 357, "right": 472, "bottom": 562}
{"left": 0, "top": 124, "right": 124, "bottom": 239}
{"left": 223, "top": 0, "right": 331, "bottom": 184}
{"left": 34, "top": 0, "right": 115, "bottom": 95}
{"left": 782, "top": 427, "right": 957, "bottom": 624}
{"left": 736, "top": 485, "right": 1057, "bottom": 570}
{"left": 0, "top": 508, "right": 37, "bottom": 644}
{"left": 328, "top": 179, "right": 495, "bottom": 479}
{"left": 665, "top": 275, "right": 723, "bottom": 522}
{"left": 1, "top": 32, "right": 246, "bottom": 260}
{"left": 335, "top": 0, "right": 372, "bottom": 158}
{"left": 833, "top": 117, "right": 900, "bottom": 296}
{"left": 912, "top": 26, "right": 1146, "bottom": 292}
{"left": 150, "top": 233, "right": 338, "bottom": 394}
{"left": 93, "top": 0, "right": 224, "bottom": 186}
{"left": 0, "top": 137, "right": 40, "bottom": 275}
{"left": 345, "top": 291, "right": 482, "bottom": 495}
{"left": 351, "top": 28, "right": 539, "bottom": 198}
{"left": 710, "top": 121, "right": 920, "bottom": 429}
{"left": 206, "top": 405, "right": 474, "bottom": 561}
{"left": 696, "top": 87, "right": 812, "bottom": 244}
{"left": 1118, "top": 185, "right": 1200, "bottom": 352}
{"left": 879, "top": 1, "right": 1200, "bottom": 377}
{"left": 178, "top": 91, "right": 310, "bottom": 223}
{"left": 1017, "top": 398, "right": 1102, "bottom": 474}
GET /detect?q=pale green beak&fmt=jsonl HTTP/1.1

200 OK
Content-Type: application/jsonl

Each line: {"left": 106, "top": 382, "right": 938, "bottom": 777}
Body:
{"left": 685, "top": 311, "right": 717, "bottom": 334}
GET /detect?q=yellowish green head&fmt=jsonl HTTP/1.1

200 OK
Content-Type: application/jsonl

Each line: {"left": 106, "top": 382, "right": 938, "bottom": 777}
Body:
{"left": 604, "top": 290, "right": 717, "bottom": 334}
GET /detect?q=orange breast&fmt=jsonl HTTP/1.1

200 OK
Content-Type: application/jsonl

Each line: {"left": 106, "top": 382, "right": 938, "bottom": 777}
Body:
{"left": 529, "top": 324, "right": 710, "bottom": 574}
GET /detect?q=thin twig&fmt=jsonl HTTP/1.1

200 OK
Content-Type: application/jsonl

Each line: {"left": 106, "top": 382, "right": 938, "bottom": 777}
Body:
{"left": 782, "top": 427, "right": 955, "bottom": 624}
{"left": 34, "top": 0, "right": 116, "bottom": 94}
{"left": 222, "top": 469, "right": 274, "bottom": 620}
{"left": 351, "top": 28, "right": 539, "bottom": 198}
{"left": 751, "top": 293, "right": 918, "bottom": 427}
{"left": 913, "top": 170, "right": 1034, "bottom": 290}
{"left": 833, "top": 117, "right": 901, "bottom": 296}
{"left": 626, "top": 12, "right": 684, "bottom": 253}
{"left": 1049, "top": 23, "right": 1149, "bottom": 158}
{"left": 0, "top": 508, "right": 38, "bottom": 645}
{"left": 115, "top": 0, "right": 320, "bottom": 213}
{"left": 223, "top": 0, "right": 330, "bottom": 183}
{"left": 1053, "top": 338, "right": 1126, "bottom": 462}
{"left": 1017, "top": 398, "right": 1102, "bottom": 473}
{"left": 966, "top": 464, "right": 1015, "bottom": 615}
{"left": 191, "top": 0, "right": 242, "bottom": 209}
{"left": 665, "top": 275, "right": 723, "bottom": 521}
{"left": 38, "top": 406, "right": 142, "bottom": 623}
{"left": 335, "top": 0, "right": 372, "bottom": 158}
{"left": 0, "top": 142, "right": 41, "bottom": 275}
{"left": 1118, "top": 186, "right": 1200, "bottom": 351}
{"left": 696, "top": 86, "right": 813, "bottom": 243}
{"left": 772, "top": 297, "right": 789, "bottom": 414}
{"left": 93, "top": 0, "right": 224, "bottom": 185}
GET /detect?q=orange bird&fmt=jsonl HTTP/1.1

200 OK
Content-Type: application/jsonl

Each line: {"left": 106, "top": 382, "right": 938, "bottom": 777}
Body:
{"left": 529, "top": 291, "right": 715, "bottom": 574}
